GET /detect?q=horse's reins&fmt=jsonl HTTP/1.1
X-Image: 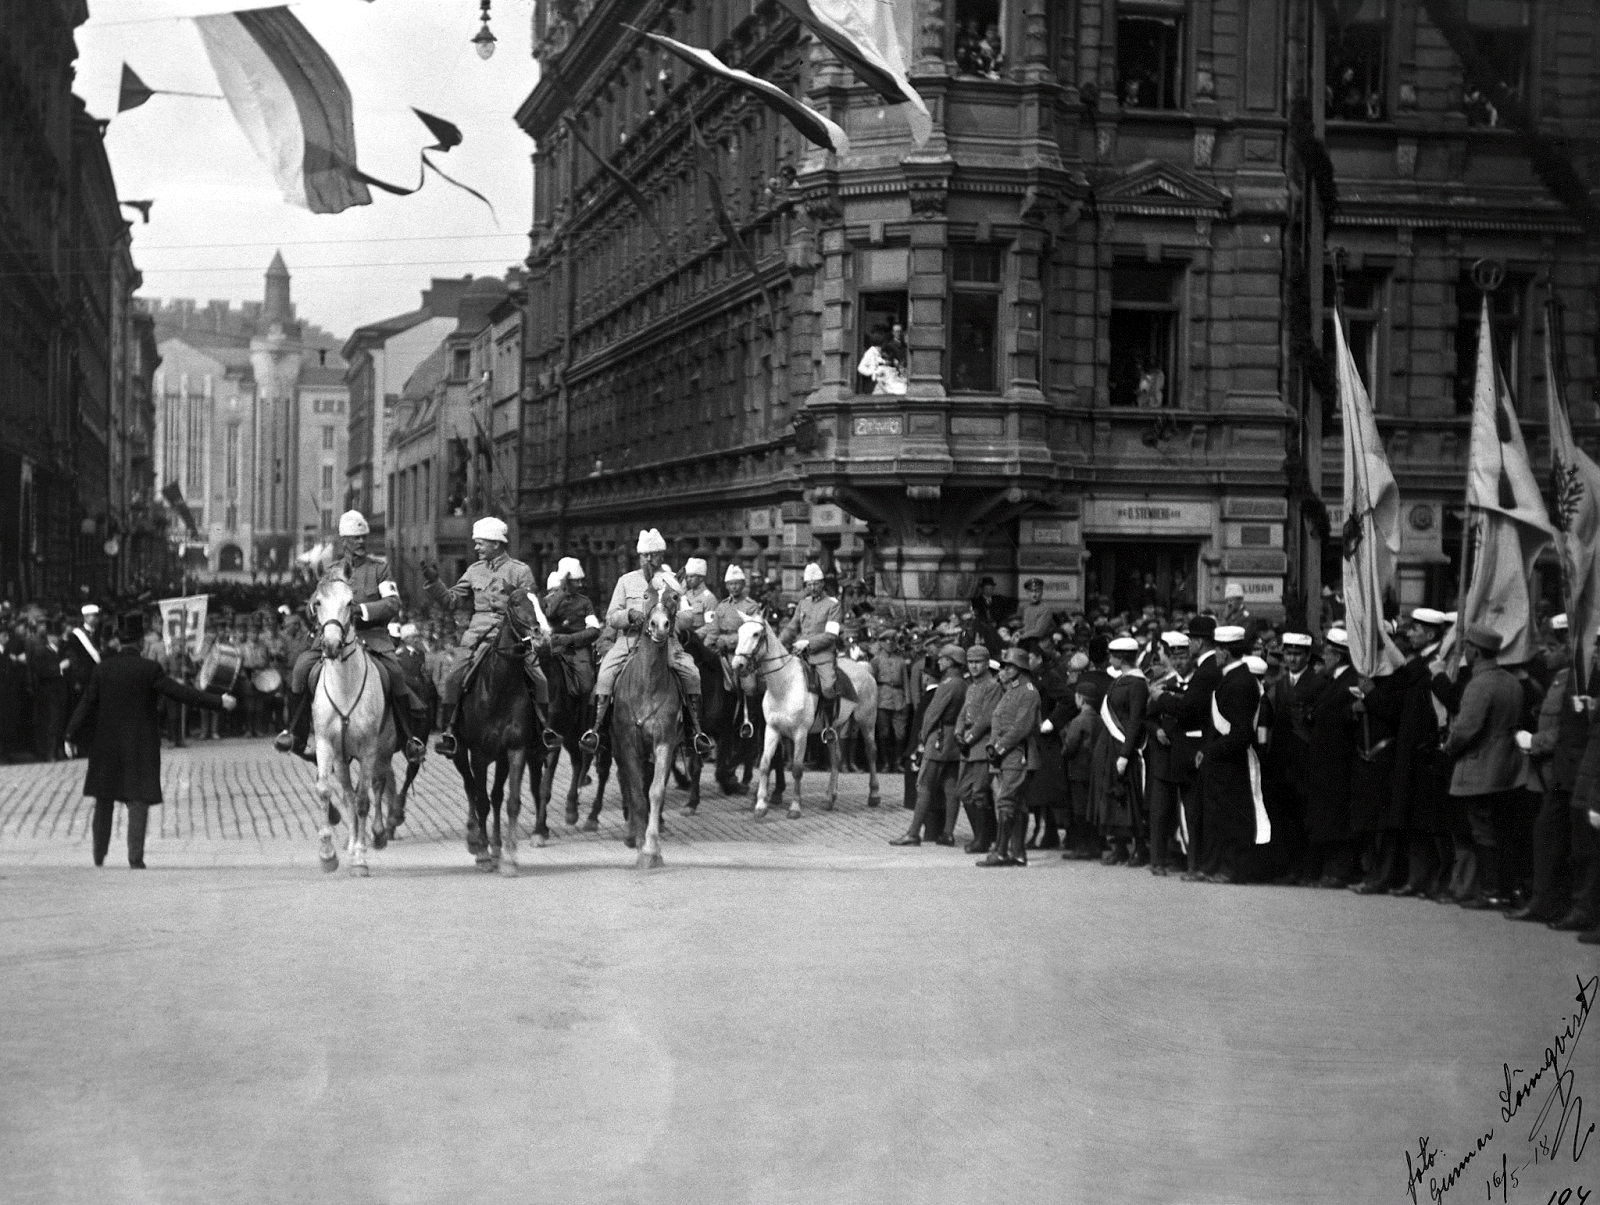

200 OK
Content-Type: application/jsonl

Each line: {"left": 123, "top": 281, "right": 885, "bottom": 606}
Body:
{"left": 317, "top": 605, "right": 370, "bottom": 760}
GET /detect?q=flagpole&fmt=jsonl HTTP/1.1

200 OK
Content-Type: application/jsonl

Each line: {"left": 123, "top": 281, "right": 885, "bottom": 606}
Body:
{"left": 1545, "top": 281, "right": 1584, "bottom": 694}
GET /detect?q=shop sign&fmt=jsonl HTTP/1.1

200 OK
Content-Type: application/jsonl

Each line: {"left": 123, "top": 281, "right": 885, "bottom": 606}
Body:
{"left": 1227, "top": 576, "right": 1283, "bottom": 602}
{"left": 1082, "top": 498, "right": 1215, "bottom": 534}
{"left": 854, "top": 416, "right": 902, "bottom": 436}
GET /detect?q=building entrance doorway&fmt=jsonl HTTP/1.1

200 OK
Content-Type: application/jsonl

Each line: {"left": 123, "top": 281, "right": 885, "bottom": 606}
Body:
{"left": 1085, "top": 540, "right": 1198, "bottom": 615}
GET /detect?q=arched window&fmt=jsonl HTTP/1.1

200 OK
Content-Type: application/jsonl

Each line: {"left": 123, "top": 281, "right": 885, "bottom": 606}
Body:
{"left": 219, "top": 544, "right": 244, "bottom": 572}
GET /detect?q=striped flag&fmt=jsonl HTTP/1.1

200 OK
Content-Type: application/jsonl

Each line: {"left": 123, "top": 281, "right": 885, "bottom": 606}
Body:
{"left": 636, "top": 28, "right": 849, "bottom": 156}
{"left": 772, "top": 0, "right": 930, "bottom": 145}
{"left": 1335, "top": 306, "right": 1405, "bottom": 678}
{"left": 1543, "top": 301, "right": 1600, "bottom": 691}
{"left": 1461, "top": 297, "right": 1553, "bottom": 664}
{"left": 193, "top": 7, "right": 371, "bottom": 213}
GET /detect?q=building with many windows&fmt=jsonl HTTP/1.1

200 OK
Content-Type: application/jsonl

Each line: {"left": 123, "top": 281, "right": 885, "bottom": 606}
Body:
{"left": 516, "top": 0, "right": 1600, "bottom": 620}
{"left": 148, "top": 254, "right": 349, "bottom": 581}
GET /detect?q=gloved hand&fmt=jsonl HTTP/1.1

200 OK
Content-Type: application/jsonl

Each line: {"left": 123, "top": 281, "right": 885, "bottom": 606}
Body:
{"left": 627, "top": 608, "right": 646, "bottom": 628}
{"left": 794, "top": 638, "right": 810, "bottom": 652}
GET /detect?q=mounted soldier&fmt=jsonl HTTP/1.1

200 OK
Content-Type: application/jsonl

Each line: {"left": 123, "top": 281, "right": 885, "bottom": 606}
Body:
{"left": 544, "top": 556, "right": 601, "bottom": 696}
{"left": 425, "top": 516, "right": 554, "bottom": 758}
{"left": 780, "top": 561, "right": 845, "bottom": 743}
{"left": 700, "top": 562, "right": 764, "bottom": 736}
{"left": 581, "top": 528, "right": 715, "bottom": 757}
{"left": 676, "top": 558, "right": 718, "bottom": 640}
{"left": 275, "top": 510, "right": 427, "bottom": 765}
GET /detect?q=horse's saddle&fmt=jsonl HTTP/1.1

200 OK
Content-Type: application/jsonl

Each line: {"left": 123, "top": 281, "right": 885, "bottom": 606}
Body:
{"left": 460, "top": 635, "right": 498, "bottom": 696}
{"left": 802, "top": 659, "right": 857, "bottom": 702}
{"left": 553, "top": 651, "right": 592, "bottom": 698}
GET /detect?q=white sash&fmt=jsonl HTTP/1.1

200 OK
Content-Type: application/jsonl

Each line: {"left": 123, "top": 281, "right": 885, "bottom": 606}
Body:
{"left": 1211, "top": 691, "right": 1271, "bottom": 845}
{"left": 71, "top": 628, "right": 100, "bottom": 665}
{"left": 1100, "top": 690, "right": 1145, "bottom": 794}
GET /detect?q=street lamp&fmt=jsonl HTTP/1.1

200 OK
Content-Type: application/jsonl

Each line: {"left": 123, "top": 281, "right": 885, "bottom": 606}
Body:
{"left": 472, "top": 0, "right": 496, "bottom": 59}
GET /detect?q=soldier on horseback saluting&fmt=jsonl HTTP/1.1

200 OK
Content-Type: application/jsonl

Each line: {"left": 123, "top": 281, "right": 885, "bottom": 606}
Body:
{"left": 581, "top": 528, "right": 716, "bottom": 758}
{"left": 426, "top": 517, "right": 556, "bottom": 758}
{"left": 782, "top": 561, "right": 845, "bottom": 743}
{"left": 275, "top": 509, "right": 428, "bottom": 765}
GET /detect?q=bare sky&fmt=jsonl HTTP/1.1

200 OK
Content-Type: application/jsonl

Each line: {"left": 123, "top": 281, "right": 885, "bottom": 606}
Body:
{"left": 77, "top": 0, "right": 539, "bottom": 339}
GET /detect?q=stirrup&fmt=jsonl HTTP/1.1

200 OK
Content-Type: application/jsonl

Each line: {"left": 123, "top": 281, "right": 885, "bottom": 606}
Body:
{"left": 579, "top": 728, "right": 600, "bottom": 753}
{"left": 273, "top": 730, "right": 294, "bottom": 754}
{"left": 692, "top": 731, "right": 715, "bottom": 757}
{"left": 435, "top": 731, "right": 457, "bottom": 757}
{"left": 819, "top": 723, "right": 837, "bottom": 744}
{"left": 542, "top": 727, "right": 562, "bottom": 750}
{"left": 739, "top": 720, "right": 755, "bottom": 739}
{"left": 403, "top": 737, "right": 425, "bottom": 765}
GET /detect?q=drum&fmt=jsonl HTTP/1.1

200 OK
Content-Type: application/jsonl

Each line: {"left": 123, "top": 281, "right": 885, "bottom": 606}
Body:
{"left": 196, "top": 642, "right": 242, "bottom": 693}
{"left": 252, "top": 667, "right": 283, "bottom": 694}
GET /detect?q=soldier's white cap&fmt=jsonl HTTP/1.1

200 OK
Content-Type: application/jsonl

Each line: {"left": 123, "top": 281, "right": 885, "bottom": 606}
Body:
{"left": 338, "top": 509, "right": 369, "bottom": 537}
{"left": 399, "top": 623, "right": 418, "bottom": 639}
{"left": 1411, "top": 607, "right": 1448, "bottom": 627}
{"left": 81, "top": 604, "right": 99, "bottom": 616}
{"left": 547, "top": 570, "right": 563, "bottom": 591}
{"left": 1214, "top": 624, "right": 1247, "bottom": 644}
{"left": 1108, "top": 636, "right": 1140, "bottom": 653}
{"left": 472, "top": 516, "right": 509, "bottom": 543}
{"left": 1552, "top": 613, "right": 1570, "bottom": 631}
{"left": 387, "top": 621, "right": 402, "bottom": 638}
{"left": 1281, "top": 632, "right": 1314, "bottom": 648}
{"left": 684, "top": 557, "right": 707, "bottom": 577}
{"left": 1160, "top": 631, "right": 1190, "bottom": 649}
{"left": 803, "top": 562, "right": 824, "bottom": 583}
{"left": 636, "top": 528, "right": 666, "bottom": 554}
{"left": 1244, "top": 655, "right": 1268, "bottom": 676}
{"left": 1224, "top": 581, "right": 1246, "bottom": 600}
{"left": 1442, "top": 612, "right": 1458, "bottom": 625}
{"left": 1325, "top": 628, "right": 1350, "bottom": 649}
{"left": 557, "top": 556, "right": 584, "bottom": 580}
{"left": 724, "top": 564, "right": 746, "bottom": 583}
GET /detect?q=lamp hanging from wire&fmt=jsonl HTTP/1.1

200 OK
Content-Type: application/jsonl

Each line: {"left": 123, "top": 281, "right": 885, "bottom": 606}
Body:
{"left": 472, "top": 0, "right": 496, "bottom": 59}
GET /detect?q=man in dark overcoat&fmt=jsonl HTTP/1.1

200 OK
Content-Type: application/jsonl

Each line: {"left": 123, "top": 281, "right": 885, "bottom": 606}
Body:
{"left": 1144, "top": 631, "right": 1195, "bottom": 875}
{"left": 1305, "top": 628, "right": 1361, "bottom": 887}
{"left": 891, "top": 643, "right": 967, "bottom": 846}
{"left": 1196, "top": 626, "right": 1262, "bottom": 882}
{"left": 65, "top": 611, "right": 236, "bottom": 868}
{"left": 1263, "top": 631, "right": 1323, "bottom": 884}
{"left": 1173, "top": 615, "right": 1223, "bottom": 880}
{"left": 1091, "top": 635, "right": 1149, "bottom": 865}
{"left": 1388, "top": 609, "right": 1455, "bottom": 897}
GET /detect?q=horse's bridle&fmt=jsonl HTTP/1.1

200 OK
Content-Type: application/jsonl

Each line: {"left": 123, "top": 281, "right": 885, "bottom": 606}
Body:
{"left": 742, "top": 625, "right": 794, "bottom": 676}
{"left": 317, "top": 599, "right": 360, "bottom": 662}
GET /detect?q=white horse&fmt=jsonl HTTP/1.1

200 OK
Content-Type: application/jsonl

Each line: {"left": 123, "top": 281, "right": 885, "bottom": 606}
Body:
{"left": 731, "top": 618, "right": 880, "bottom": 818}
{"left": 309, "top": 566, "right": 394, "bottom": 876}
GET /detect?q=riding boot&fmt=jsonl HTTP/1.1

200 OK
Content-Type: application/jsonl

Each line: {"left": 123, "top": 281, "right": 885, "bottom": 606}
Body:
{"left": 977, "top": 812, "right": 1014, "bottom": 867}
{"left": 532, "top": 698, "right": 561, "bottom": 749}
{"left": 275, "top": 690, "right": 309, "bottom": 755}
{"left": 818, "top": 693, "right": 839, "bottom": 743}
{"left": 683, "top": 694, "right": 715, "bottom": 758}
{"left": 580, "top": 696, "right": 611, "bottom": 753}
{"left": 434, "top": 703, "right": 459, "bottom": 757}
{"left": 391, "top": 700, "right": 425, "bottom": 765}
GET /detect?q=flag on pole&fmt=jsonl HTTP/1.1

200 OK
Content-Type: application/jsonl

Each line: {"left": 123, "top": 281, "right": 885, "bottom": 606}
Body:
{"left": 1543, "top": 303, "right": 1600, "bottom": 692}
{"left": 1335, "top": 306, "right": 1405, "bottom": 678}
{"left": 771, "top": 0, "right": 930, "bottom": 146}
{"left": 193, "top": 6, "right": 372, "bottom": 213}
{"left": 116, "top": 63, "right": 223, "bottom": 113}
{"left": 634, "top": 28, "right": 850, "bottom": 156}
{"left": 688, "top": 114, "right": 780, "bottom": 338}
{"left": 1461, "top": 296, "right": 1553, "bottom": 664}
{"left": 564, "top": 116, "right": 670, "bottom": 251}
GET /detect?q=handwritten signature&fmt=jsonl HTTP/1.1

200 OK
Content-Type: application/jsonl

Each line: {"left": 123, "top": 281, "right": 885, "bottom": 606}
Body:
{"left": 1405, "top": 975, "right": 1599, "bottom": 1204}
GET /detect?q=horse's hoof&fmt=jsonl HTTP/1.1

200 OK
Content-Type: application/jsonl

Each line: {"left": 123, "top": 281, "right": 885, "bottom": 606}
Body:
{"left": 637, "top": 851, "right": 664, "bottom": 870}
{"left": 564, "top": 810, "right": 579, "bottom": 826}
{"left": 753, "top": 807, "right": 768, "bottom": 821}
{"left": 787, "top": 807, "right": 801, "bottom": 820}
{"left": 320, "top": 854, "right": 338, "bottom": 874}
{"left": 499, "top": 858, "right": 518, "bottom": 878}
{"left": 867, "top": 795, "right": 881, "bottom": 809}
{"left": 624, "top": 833, "right": 637, "bottom": 849}
{"left": 371, "top": 829, "right": 389, "bottom": 850}
{"left": 823, "top": 799, "right": 835, "bottom": 812}
{"left": 476, "top": 854, "right": 497, "bottom": 872}
{"left": 349, "top": 862, "right": 370, "bottom": 878}
{"left": 681, "top": 805, "right": 697, "bottom": 816}
{"left": 581, "top": 818, "right": 599, "bottom": 833}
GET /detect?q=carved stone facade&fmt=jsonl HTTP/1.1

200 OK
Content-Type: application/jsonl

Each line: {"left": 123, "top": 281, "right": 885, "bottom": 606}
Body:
{"left": 517, "top": 0, "right": 1600, "bottom": 619}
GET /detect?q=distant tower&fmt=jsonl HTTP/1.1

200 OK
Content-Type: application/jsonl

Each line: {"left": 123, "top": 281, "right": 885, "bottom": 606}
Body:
{"left": 263, "top": 249, "right": 293, "bottom": 328}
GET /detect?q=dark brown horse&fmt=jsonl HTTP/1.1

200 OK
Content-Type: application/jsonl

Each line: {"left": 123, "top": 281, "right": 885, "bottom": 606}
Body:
{"left": 676, "top": 628, "right": 779, "bottom": 810}
{"left": 538, "top": 643, "right": 613, "bottom": 831}
{"left": 453, "top": 587, "right": 549, "bottom": 876}
{"left": 611, "top": 586, "right": 682, "bottom": 868}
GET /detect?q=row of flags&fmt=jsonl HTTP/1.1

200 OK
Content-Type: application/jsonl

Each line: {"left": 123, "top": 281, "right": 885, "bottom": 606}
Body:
{"left": 1338, "top": 287, "right": 1596, "bottom": 688}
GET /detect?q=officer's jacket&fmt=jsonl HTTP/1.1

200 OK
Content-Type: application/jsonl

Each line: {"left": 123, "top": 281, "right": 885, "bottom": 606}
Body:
{"left": 424, "top": 553, "right": 538, "bottom": 648}
{"left": 678, "top": 585, "right": 719, "bottom": 636}
{"left": 990, "top": 677, "right": 1042, "bottom": 770}
{"left": 957, "top": 675, "right": 1006, "bottom": 762}
{"left": 544, "top": 588, "right": 602, "bottom": 659}
{"left": 702, "top": 595, "right": 762, "bottom": 652}
{"left": 918, "top": 668, "right": 968, "bottom": 762}
{"left": 870, "top": 651, "right": 909, "bottom": 712}
{"left": 335, "top": 554, "right": 401, "bottom": 654}
{"left": 604, "top": 568, "right": 686, "bottom": 653}
{"left": 780, "top": 593, "right": 841, "bottom": 664}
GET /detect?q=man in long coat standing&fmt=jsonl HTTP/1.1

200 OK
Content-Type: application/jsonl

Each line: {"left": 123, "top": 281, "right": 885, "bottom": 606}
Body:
{"left": 1091, "top": 635, "right": 1150, "bottom": 865}
{"left": 65, "top": 611, "right": 236, "bottom": 868}
{"left": 1305, "top": 628, "right": 1360, "bottom": 887}
{"left": 1197, "top": 626, "right": 1263, "bottom": 882}
{"left": 1263, "top": 631, "right": 1323, "bottom": 883}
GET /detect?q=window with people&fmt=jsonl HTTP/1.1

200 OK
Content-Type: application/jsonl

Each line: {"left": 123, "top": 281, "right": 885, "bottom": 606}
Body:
{"left": 1117, "top": 3, "right": 1184, "bottom": 111}
{"left": 952, "top": 0, "right": 1003, "bottom": 79}
{"left": 1109, "top": 262, "right": 1182, "bottom": 408}
{"left": 1459, "top": 0, "right": 1529, "bottom": 126}
{"left": 1325, "top": 0, "right": 1389, "bottom": 121}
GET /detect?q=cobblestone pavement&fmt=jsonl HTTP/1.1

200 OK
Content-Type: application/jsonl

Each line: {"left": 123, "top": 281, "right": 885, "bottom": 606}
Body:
{"left": 0, "top": 737, "right": 910, "bottom": 861}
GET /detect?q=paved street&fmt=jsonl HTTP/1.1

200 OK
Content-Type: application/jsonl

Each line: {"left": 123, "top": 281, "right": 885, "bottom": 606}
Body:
{"left": 3, "top": 740, "right": 1598, "bottom": 1205}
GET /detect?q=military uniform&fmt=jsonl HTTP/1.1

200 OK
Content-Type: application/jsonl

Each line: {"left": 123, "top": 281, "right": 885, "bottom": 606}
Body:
{"left": 288, "top": 553, "right": 425, "bottom": 716}
{"left": 986, "top": 672, "right": 1042, "bottom": 863}
{"left": 1014, "top": 599, "right": 1059, "bottom": 646}
{"left": 594, "top": 568, "right": 700, "bottom": 698}
{"left": 677, "top": 583, "right": 719, "bottom": 639}
{"left": 956, "top": 672, "right": 1006, "bottom": 852}
{"left": 544, "top": 585, "right": 601, "bottom": 697}
{"left": 895, "top": 662, "right": 966, "bottom": 844}
{"left": 701, "top": 594, "right": 763, "bottom": 694}
{"left": 780, "top": 592, "right": 842, "bottom": 698}
{"left": 425, "top": 552, "right": 546, "bottom": 705}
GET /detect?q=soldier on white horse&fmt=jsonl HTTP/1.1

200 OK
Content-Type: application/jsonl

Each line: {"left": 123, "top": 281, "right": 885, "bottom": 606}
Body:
{"left": 425, "top": 516, "right": 556, "bottom": 757}
{"left": 701, "top": 563, "right": 764, "bottom": 732}
{"left": 276, "top": 509, "right": 427, "bottom": 765}
{"left": 781, "top": 561, "right": 845, "bottom": 742}
{"left": 581, "top": 528, "right": 715, "bottom": 758}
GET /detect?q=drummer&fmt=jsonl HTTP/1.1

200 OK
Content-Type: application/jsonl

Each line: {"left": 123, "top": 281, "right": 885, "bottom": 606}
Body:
{"left": 274, "top": 509, "right": 429, "bottom": 765}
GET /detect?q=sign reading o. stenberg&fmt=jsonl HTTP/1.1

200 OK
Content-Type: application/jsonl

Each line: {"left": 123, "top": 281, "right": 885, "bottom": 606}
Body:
{"left": 1081, "top": 498, "right": 1216, "bottom": 535}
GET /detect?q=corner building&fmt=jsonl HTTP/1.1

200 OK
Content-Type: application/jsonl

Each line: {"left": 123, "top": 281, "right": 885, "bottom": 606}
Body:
{"left": 517, "top": 0, "right": 1600, "bottom": 618}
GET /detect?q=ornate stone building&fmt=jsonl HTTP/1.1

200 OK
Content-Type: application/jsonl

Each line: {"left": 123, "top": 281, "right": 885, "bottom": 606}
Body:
{"left": 516, "top": 0, "right": 1600, "bottom": 619}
